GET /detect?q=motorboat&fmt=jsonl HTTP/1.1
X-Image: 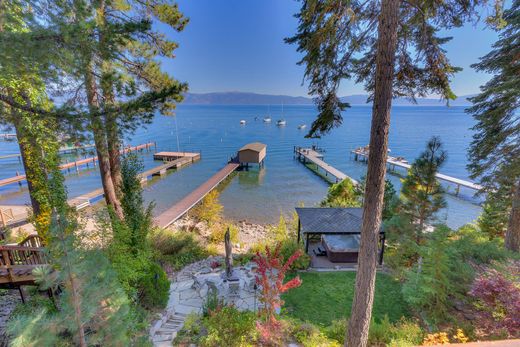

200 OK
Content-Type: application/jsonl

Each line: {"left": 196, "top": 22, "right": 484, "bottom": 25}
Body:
{"left": 240, "top": 120, "right": 246, "bottom": 125}
{"left": 298, "top": 124, "right": 306, "bottom": 129}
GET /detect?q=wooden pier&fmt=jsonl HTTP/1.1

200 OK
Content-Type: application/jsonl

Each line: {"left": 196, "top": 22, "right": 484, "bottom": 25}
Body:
{"left": 351, "top": 147, "right": 482, "bottom": 194}
{"left": 0, "top": 142, "right": 156, "bottom": 188}
{"left": 141, "top": 152, "right": 201, "bottom": 183}
{"left": 0, "top": 133, "right": 16, "bottom": 140}
{"left": 155, "top": 162, "right": 240, "bottom": 228}
{"left": 0, "top": 150, "right": 199, "bottom": 227}
{"left": 295, "top": 146, "right": 358, "bottom": 184}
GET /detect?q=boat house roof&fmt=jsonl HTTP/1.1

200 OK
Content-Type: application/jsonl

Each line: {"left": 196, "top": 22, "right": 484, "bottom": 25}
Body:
{"left": 295, "top": 207, "right": 383, "bottom": 235}
{"left": 239, "top": 142, "right": 266, "bottom": 153}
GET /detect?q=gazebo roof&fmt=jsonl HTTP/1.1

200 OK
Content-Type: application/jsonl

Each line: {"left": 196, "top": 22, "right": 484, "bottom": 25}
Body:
{"left": 295, "top": 207, "right": 383, "bottom": 234}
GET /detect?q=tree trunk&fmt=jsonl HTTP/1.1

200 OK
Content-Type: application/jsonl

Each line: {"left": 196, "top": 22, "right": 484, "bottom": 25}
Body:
{"left": 12, "top": 113, "right": 42, "bottom": 216}
{"left": 84, "top": 65, "right": 124, "bottom": 220}
{"left": 345, "top": 0, "right": 400, "bottom": 345}
{"left": 106, "top": 115, "right": 123, "bottom": 197}
{"left": 505, "top": 180, "right": 520, "bottom": 252}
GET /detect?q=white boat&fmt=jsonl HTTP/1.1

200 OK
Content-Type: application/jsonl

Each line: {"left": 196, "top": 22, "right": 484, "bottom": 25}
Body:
{"left": 240, "top": 120, "right": 246, "bottom": 125}
{"left": 277, "top": 119, "right": 286, "bottom": 126}
{"left": 298, "top": 124, "right": 306, "bottom": 129}
{"left": 263, "top": 116, "right": 272, "bottom": 123}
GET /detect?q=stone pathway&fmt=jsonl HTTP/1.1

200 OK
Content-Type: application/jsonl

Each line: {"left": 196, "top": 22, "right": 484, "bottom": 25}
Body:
{"left": 150, "top": 256, "right": 261, "bottom": 346}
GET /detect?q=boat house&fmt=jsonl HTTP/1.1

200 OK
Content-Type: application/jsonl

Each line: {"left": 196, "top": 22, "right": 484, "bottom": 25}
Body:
{"left": 237, "top": 142, "right": 267, "bottom": 167}
{"left": 295, "top": 207, "right": 385, "bottom": 267}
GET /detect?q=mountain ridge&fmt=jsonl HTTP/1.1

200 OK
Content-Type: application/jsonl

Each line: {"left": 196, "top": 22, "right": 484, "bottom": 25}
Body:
{"left": 182, "top": 91, "right": 475, "bottom": 106}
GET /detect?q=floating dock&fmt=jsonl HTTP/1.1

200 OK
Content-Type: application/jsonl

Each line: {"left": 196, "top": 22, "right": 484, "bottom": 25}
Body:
{"left": 0, "top": 142, "right": 156, "bottom": 187}
{"left": 351, "top": 147, "right": 482, "bottom": 194}
{"left": 295, "top": 146, "right": 358, "bottom": 184}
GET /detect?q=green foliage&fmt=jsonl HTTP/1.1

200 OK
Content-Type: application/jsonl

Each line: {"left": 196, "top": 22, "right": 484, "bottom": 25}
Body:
{"left": 290, "top": 321, "right": 341, "bottom": 347}
{"left": 106, "top": 154, "right": 168, "bottom": 309}
{"left": 400, "top": 223, "right": 514, "bottom": 324}
{"left": 400, "top": 136, "right": 447, "bottom": 238}
{"left": 368, "top": 316, "right": 424, "bottom": 347}
{"left": 268, "top": 213, "right": 290, "bottom": 241}
{"left": 402, "top": 226, "right": 454, "bottom": 322}
{"left": 139, "top": 262, "right": 170, "bottom": 309}
{"left": 209, "top": 223, "right": 239, "bottom": 244}
{"left": 320, "top": 178, "right": 362, "bottom": 208}
{"left": 478, "top": 199, "right": 509, "bottom": 239}
{"left": 193, "top": 189, "right": 223, "bottom": 226}
{"left": 200, "top": 306, "right": 257, "bottom": 347}
{"left": 202, "top": 288, "right": 225, "bottom": 317}
{"left": 9, "top": 212, "right": 132, "bottom": 346}
{"left": 150, "top": 228, "right": 208, "bottom": 270}
{"left": 279, "top": 238, "right": 311, "bottom": 270}
{"left": 282, "top": 272, "right": 410, "bottom": 326}
{"left": 467, "top": 0, "right": 519, "bottom": 249}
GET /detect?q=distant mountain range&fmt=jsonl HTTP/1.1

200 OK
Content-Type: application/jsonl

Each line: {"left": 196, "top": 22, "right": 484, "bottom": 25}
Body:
{"left": 182, "top": 91, "right": 475, "bottom": 106}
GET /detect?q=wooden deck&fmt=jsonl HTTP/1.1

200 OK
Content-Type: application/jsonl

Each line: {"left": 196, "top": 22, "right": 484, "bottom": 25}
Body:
{"left": 352, "top": 148, "right": 482, "bottom": 193}
{"left": 295, "top": 146, "right": 358, "bottom": 184}
{"left": 0, "top": 235, "right": 46, "bottom": 288}
{"left": 0, "top": 142, "right": 155, "bottom": 187}
{"left": 155, "top": 162, "right": 240, "bottom": 228}
{"left": 153, "top": 151, "right": 200, "bottom": 161}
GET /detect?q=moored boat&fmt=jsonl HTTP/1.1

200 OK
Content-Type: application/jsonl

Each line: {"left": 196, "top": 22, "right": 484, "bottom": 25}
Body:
{"left": 277, "top": 119, "right": 286, "bottom": 126}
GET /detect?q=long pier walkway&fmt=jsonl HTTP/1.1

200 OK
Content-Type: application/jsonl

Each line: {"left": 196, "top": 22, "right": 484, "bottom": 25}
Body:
{"left": 155, "top": 162, "right": 240, "bottom": 228}
{"left": 295, "top": 146, "right": 358, "bottom": 184}
{"left": 0, "top": 142, "right": 156, "bottom": 188}
{"left": 351, "top": 147, "right": 482, "bottom": 194}
{"left": 0, "top": 151, "right": 200, "bottom": 227}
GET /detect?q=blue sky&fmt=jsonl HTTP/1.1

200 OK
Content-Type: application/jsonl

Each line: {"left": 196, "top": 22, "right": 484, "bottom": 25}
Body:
{"left": 162, "top": 0, "right": 500, "bottom": 97}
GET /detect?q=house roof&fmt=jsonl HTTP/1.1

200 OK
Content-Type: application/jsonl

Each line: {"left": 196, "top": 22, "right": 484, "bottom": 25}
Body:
{"left": 295, "top": 207, "right": 383, "bottom": 234}
{"left": 239, "top": 142, "right": 266, "bottom": 153}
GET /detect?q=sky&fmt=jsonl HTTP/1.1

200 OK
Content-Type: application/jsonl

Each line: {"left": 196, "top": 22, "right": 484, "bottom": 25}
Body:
{"left": 161, "top": 0, "right": 501, "bottom": 98}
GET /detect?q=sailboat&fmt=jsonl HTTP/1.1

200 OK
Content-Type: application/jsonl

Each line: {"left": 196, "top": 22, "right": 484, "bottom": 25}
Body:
{"left": 277, "top": 102, "right": 286, "bottom": 126}
{"left": 263, "top": 105, "right": 272, "bottom": 122}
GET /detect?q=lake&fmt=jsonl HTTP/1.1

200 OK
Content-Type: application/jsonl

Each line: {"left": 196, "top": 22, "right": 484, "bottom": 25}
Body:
{"left": 0, "top": 104, "right": 482, "bottom": 228}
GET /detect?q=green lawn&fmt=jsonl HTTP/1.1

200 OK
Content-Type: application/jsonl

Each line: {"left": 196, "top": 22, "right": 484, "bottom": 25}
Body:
{"left": 282, "top": 271, "right": 410, "bottom": 327}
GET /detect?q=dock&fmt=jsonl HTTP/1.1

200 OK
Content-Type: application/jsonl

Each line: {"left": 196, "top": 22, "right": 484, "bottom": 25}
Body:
{"left": 351, "top": 147, "right": 482, "bottom": 194}
{"left": 154, "top": 162, "right": 240, "bottom": 228}
{"left": 0, "top": 151, "right": 199, "bottom": 227}
{"left": 141, "top": 152, "right": 201, "bottom": 182}
{"left": 0, "top": 142, "right": 156, "bottom": 187}
{"left": 295, "top": 146, "right": 358, "bottom": 184}
{"left": 0, "top": 133, "right": 16, "bottom": 140}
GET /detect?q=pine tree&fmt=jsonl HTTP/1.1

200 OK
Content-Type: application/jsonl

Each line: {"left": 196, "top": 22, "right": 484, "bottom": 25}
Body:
{"left": 286, "top": 1, "right": 501, "bottom": 344}
{"left": 468, "top": 0, "right": 520, "bottom": 252}
{"left": 400, "top": 136, "right": 447, "bottom": 241}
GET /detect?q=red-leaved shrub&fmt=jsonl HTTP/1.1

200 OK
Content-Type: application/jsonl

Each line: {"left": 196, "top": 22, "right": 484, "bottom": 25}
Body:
{"left": 254, "top": 243, "right": 302, "bottom": 345}
{"left": 469, "top": 261, "right": 520, "bottom": 337}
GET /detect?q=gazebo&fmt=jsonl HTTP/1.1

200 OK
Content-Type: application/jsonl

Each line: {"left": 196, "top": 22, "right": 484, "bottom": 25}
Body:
{"left": 295, "top": 207, "right": 385, "bottom": 265}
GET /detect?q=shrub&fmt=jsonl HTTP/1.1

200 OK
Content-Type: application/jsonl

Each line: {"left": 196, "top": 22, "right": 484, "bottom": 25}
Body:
{"left": 369, "top": 316, "right": 423, "bottom": 347}
{"left": 139, "top": 262, "right": 170, "bottom": 309}
{"left": 254, "top": 243, "right": 302, "bottom": 345}
{"left": 290, "top": 321, "right": 341, "bottom": 347}
{"left": 193, "top": 189, "right": 223, "bottom": 226}
{"left": 200, "top": 306, "right": 257, "bottom": 347}
{"left": 279, "top": 238, "right": 311, "bottom": 270}
{"left": 202, "top": 288, "right": 225, "bottom": 317}
{"left": 320, "top": 178, "right": 362, "bottom": 208}
{"left": 150, "top": 228, "right": 208, "bottom": 270}
{"left": 469, "top": 261, "right": 520, "bottom": 337}
{"left": 209, "top": 223, "right": 239, "bottom": 244}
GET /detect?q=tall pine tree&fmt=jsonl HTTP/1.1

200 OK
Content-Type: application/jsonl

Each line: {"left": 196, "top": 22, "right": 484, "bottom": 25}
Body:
{"left": 468, "top": 0, "right": 520, "bottom": 252}
{"left": 287, "top": 1, "right": 502, "bottom": 344}
{"left": 400, "top": 136, "right": 447, "bottom": 241}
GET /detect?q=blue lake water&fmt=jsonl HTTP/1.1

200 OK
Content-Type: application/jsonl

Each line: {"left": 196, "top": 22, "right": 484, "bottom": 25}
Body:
{"left": 0, "top": 104, "right": 482, "bottom": 228}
